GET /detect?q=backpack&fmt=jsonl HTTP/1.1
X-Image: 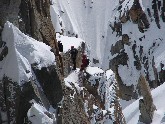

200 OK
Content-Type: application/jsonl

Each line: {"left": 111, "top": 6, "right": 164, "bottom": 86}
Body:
{"left": 59, "top": 43, "right": 63, "bottom": 52}
{"left": 71, "top": 48, "right": 78, "bottom": 59}
{"left": 86, "top": 59, "right": 89, "bottom": 66}
{"left": 58, "top": 42, "right": 63, "bottom": 52}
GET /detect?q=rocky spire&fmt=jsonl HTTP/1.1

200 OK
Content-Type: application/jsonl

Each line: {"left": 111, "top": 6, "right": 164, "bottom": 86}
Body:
{"left": 138, "top": 75, "right": 156, "bottom": 123}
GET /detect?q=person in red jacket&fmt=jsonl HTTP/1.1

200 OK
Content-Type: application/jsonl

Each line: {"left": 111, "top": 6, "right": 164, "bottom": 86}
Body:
{"left": 80, "top": 54, "right": 89, "bottom": 71}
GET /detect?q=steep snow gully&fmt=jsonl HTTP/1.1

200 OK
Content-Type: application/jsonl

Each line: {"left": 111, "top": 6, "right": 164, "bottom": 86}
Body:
{"left": 50, "top": 0, "right": 119, "bottom": 69}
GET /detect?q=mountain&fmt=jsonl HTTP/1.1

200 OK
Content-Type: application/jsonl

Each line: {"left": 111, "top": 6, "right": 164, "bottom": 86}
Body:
{"left": 50, "top": 0, "right": 165, "bottom": 123}
{"left": 1, "top": 0, "right": 165, "bottom": 124}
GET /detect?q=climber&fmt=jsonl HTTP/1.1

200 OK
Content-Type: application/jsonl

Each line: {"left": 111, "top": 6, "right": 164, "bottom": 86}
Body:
{"left": 80, "top": 54, "right": 89, "bottom": 71}
{"left": 58, "top": 41, "right": 63, "bottom": 52}
{"left": 70, "top": 46, "right": 78, "bottom": 70}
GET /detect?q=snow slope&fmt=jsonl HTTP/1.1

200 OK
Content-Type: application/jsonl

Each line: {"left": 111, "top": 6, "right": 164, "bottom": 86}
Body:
{"left": 1, "top": 21, "right": 55, "bottom": 85}
{"left": 123, "top": 83, "right": 165, "bottom": 124}
{"left": 50, "top": 0, "right": 120, "bottom": 69}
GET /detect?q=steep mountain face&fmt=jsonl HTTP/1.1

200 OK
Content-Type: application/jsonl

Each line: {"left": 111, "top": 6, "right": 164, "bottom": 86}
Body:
{"left": 51, "top": 0, "right": 165, "bottom": 101}
{"left": 0, "top": 0, "right": 62, "bottom": 75}
{"left": 1, "top": 0, "right": 165, "bottom": 124}
{"left": 0, "top": 20, "right": 125, "bottom": 123}
{"left": 111, "top": 0, "right": 165, "bottom": 100}
{"left": 54, "top": 34, "right": 126, "bottom": 123}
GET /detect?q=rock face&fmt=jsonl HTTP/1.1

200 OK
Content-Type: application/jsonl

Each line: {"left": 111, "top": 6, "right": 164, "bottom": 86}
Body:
{"left": 0, "top": 1, "right": 64, "bottom": 123}
{"left": 79, "top": 67, "right": 126, "bottom": 123}
{"left": 0, "top": 21, "right": 63, "bottom": 123}
{"left": 32, "top": 65, "right": 63, "bottom": 108}
{"left": 61, "top": 84, "right": 90, "bottom": 124}
{"left": 138, "top": 75, "right": 156, "bottom": 124}
{"left": 129, "top": 0, "right": 149, "bottom": 32}
{"left": 0, "top": 0, "right": 21, "bottom": 27}
{"left": 19, "top": 0, "right": 56, "bottom": 47}
{"left": 83, "top": 69, "right": 106, "bottom": 109}
{"left": 108, "top": 0, "right": 165, "bottom": 104}
{"left": 0, "top": 75, "right": 58, "bottom": 124}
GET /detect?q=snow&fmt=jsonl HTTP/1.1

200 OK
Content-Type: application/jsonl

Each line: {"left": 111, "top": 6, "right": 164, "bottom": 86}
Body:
{"left": 105, "top": 69, "right": 114, "bottom": 80}
{"left": 86, "top": 66, "right": 104, "bottom": 76}
{"left": 56, "top": 33, "right": 84, "bottom": 53}
{"left": 86, "top": 66, "right": 105, "bottom": 87}
{"left": 123, "top": 83, "right": 165, "bottom": 124}
{"left": 118, "top": 65, "right": 140, "bottom": 86}
{"left": 27, "top": 103, "right": 54, "bottom": 124}
{"left": 1, "top": 21, "right": 55, "bottom": 85}
{"left": 50, "top": 6, "right": 62, "bottom": 33}
{"left": 120, "top": 99, "right": 135, "bottom": 110}
{"left": 65, "top": 69, "right": 79, "bottom": 82}
{"left": 64, "top": 69, "right": 84, "bottom": 92}
{"left": 105, "top": 69, "right": 116, "bottom": 85}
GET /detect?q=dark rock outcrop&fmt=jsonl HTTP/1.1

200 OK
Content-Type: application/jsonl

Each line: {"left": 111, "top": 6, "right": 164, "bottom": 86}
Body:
{"left": 0, "top": 64, "right": 62, "bottom": 124}
{"left": 138, "top": 75, "right": 156, "bottom": 124}
{"left": 32, "top": 65, "right": 63, "bottom": 108}
{"left": 0, "top": 77, "right": 38, "bottom": 124}
{"left": 61, "top": 84, "right": 90, "bottom": 124}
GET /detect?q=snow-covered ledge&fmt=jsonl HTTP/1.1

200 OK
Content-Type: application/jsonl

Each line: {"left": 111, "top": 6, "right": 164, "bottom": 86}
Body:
{"left": 56, "top": 33, "right": 86, "bottom": 77}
